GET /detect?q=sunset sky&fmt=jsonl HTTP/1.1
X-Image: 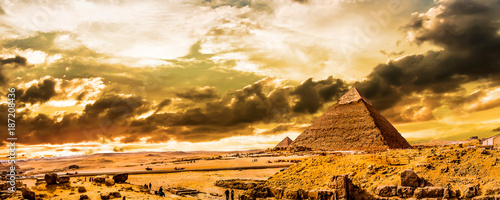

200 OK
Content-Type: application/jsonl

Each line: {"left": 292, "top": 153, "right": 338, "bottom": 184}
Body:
{"left": 1, "top": 0, "right": 500, "bottom": 158}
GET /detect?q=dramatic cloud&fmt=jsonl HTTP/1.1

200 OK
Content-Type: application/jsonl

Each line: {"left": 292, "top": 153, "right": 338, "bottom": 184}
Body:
{"left": 175, "top": 86, "right": 219, "bottom": 102}
{"left": 0, "top": 93, "right": 152, "bottom": 145}
{"left": 356, "top": 0, "right": 500, "bottom": 112}
{"left": 18, "top": 78, "right": 57, "bottom": 104}
{"left": 80, "top": 95, "right": 149, "bottom": 123}
{"left": 0, "top": 55, "right": 27, "bottom": 85}
{"left": 1, "top": 0, "right": 500, "bottom": 151}
{"left": 292, "top": 76, "right": 348, "bottom": 113}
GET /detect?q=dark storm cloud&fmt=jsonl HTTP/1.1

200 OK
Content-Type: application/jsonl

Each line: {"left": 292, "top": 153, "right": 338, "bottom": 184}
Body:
{"left": 292, "top": 76, "right": 348, "bottom": 113}
{"left": 0, "top": 56, "right": 27, "bottom": 65}
{"left": 0, "top": 94, "right": 152, "bottom": 145}
{"left": 0, "top": 74, "right": 359, "bottom": 145}
{"left": 123, "top": 78, "right": 289, "bottom": 142}
{"left": 80, "top": 95, "right": 149, "bottom": 123}
{"left": 124, "top": 76, "right": 349, "bottom": 143}
{"left": 0, "top": 56, "right": 27, "bottom": 85}
{"left": 175, "top": 87, "right": 219, "bottom": 101}
{"left": 18, "top": 79, "right": 57, "bottom": 104}
{"left": 0, "top": 107, "right": 91, "bottom": 145}
{"left": 149, "top": 78, "right": 281, "bottom": 127}
{"left": 355, "top": 0, "right": 500, "bottom": 111}
{"left": 155, "top": 99, "right": 172, "bottom": 112}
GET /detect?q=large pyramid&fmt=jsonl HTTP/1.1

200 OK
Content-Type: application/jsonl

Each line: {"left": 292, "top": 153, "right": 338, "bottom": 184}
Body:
{"left": 275, "top": 137, "right": 293, "bottom": 149}
{"left": 290, "top": 87, "right": 411, "bottom": 151}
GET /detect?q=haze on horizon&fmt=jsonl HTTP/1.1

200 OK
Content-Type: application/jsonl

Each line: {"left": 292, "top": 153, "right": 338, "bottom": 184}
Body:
{"left": 1, "top": 0, "right": 500, "bottom": 158}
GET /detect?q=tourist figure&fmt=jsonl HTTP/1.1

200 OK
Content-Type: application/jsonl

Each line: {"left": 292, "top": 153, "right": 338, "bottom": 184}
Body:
{"left": 159, "top": 186, "right": 164, "bottom": 197}
{"left": 225, "top": 189, "right": 230, "bottom": 200}
{"left": 149, "top": 182, "right": 152, "bottom": 189}
{"left": 231, "top": 189, "right": 234, "bottom": 200}
{"left": 144, "top": 184, "right": 148, "bottom": 189}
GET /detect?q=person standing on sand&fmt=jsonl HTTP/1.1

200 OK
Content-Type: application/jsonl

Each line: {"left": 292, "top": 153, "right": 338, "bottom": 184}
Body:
{"left": 225, "top": 189, "right": 230, "bottom": 200}
{"left": 231, "top": 189, "right": 234, "bottom": 200}
{"left": 149, "top": 182, "right": 152, "bottom": 189}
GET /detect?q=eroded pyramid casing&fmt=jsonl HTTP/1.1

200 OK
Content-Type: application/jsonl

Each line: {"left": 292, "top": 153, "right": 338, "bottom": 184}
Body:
{"left": 290, "top": 87, "right": 411, "bottom": 151}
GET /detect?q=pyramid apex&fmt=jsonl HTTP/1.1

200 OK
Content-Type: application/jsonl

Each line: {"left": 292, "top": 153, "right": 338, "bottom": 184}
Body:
{"left": 338, "top": 87, "right": 372, "bottom": 105}
{"left": 275, "top": 136, "right": 293, "bottom": 148}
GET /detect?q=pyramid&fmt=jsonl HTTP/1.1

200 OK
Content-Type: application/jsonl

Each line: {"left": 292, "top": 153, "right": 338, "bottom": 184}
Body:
{"left": 290, "top": 87, "right": 411, "bottom": 151}
{"left": 275, "top": 137, "right": 293, "bottom": 149}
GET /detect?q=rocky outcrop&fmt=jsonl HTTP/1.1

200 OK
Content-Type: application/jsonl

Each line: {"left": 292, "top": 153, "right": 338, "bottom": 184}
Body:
{"left": 100, "top": 192, "right": 121, "bottom": 199}
{"left": 400, "top": 169, "right": 420, "bottom": 187}
{"left": 78, "top": 186, "right": 87, "bottom": 193}
{"left": 413, "top": 187, "right": 445, "bottom": 198}
{"left": 376, "top": 185, "right": 396, "bottom": 197}
{"left": 57, "top": 176, "right": 70, "bottom": 184}
{"left": 370, "top": 169, "right": 458, "bottom": 199}
{"left": 69, "top": 165, "right": 80, "bottom": 169}
{"left": 307, "top": 190, "right": 336, "bottom": 200}
{"left": 113, "top": 173, "right": 128, "bottom": 183}
{"left": 465, "top": 184, "right": 479, "bottom": 198}
{"left": 215, "top": 179, "right": 265, "bottom": 190}
{"left": 105, "top": 178, "right": 115, "bottom": 186}
{"left": 21, "top": 188, "right": 35, "bottom": 200}
{"left": 94, "top": 176, "right": 106, "bottom": 183}
{"left": 396, "top": 186, "right": 414, "bottom": 198}
{"left": 328, "top": 174, "right": 355, "bottom": 200}
{"left": 110, "top": 191, "right": 121, "bottom": 198}
{"left": 44, "top": 173, "right": 58, "bottom": 185}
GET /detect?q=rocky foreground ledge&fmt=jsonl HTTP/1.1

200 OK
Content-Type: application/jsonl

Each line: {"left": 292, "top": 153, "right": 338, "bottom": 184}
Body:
{"left": 1, "top": 172, "right": 161, "bottom": 200}
{"left": 240, "top": 144, "right": 500, "bottom": 199}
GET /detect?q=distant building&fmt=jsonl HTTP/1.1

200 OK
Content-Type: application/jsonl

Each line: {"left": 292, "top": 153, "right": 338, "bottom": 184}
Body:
{"left": 482, "top": 134, "right": 500, "bottom": 148}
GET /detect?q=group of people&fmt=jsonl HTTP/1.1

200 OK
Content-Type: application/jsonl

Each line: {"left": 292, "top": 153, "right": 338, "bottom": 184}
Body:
{"left": 224, "top": 189, "right": 235, "bottom": 200}
{"left": 155, "top": 186, "right": 165, "bottom": 197}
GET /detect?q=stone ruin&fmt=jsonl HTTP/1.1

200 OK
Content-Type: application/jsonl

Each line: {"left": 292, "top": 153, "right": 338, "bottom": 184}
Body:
{"left": 290, "top": 87, "right": 411, "bottom": 151}
{"left": 241, "top": 168, "right": 500, "bottom": 199}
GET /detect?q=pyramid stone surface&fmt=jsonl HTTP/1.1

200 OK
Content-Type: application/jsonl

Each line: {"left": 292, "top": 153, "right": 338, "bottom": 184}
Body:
{"left": 275, "top": 137, "right": 293, "bottom": 148}
{"left": 291, "top": 87, "right": 411, "bottom": 151}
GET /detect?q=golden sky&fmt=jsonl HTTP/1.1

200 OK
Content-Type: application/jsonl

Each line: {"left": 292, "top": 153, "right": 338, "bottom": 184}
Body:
{"left": 1, "top": 0, "right": 500, "bottom": 158}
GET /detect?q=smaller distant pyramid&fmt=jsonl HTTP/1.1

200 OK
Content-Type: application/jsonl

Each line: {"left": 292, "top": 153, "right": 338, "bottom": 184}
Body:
{"left": 274, "top": 137, "right": 293, "bottom": 149}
